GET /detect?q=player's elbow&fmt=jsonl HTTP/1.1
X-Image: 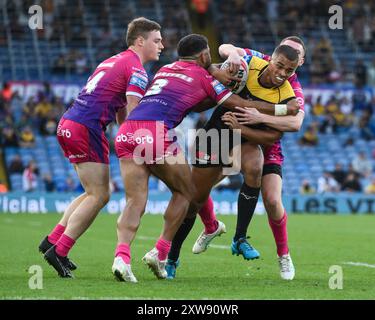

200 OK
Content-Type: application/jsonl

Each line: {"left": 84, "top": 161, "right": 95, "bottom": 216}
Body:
{"left": 289, "top": 115, "right": 304, "bottom": 132}
{"left": 289, "top": 123, "right": 301, "bottom": 132}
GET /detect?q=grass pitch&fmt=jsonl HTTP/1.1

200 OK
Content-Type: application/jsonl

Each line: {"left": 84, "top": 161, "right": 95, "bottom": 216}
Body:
{"left": 0, "top": 213, "right": 374, "bottom": 300}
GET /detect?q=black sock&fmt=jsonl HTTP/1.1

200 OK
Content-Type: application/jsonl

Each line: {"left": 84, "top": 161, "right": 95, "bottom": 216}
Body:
{"left": 234, "top": 183, "right": 260, "bottom": 241}
{"left": 168, "top": 216, "right": 197, "bottom": 262}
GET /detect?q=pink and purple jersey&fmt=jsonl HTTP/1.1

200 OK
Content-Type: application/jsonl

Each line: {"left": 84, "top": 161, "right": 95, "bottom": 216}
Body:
{"left": 127, "top": 61, "right": 232, "bottom": 129}
{"left": 244, "top": 48, "right": 305, "bottom": 166}
{"left": 63, "top": 49, "right": 148, "bottom": 131}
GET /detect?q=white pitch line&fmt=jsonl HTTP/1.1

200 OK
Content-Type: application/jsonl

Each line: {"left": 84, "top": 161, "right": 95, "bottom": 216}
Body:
{"left": 137, "top": 236, "right": 230, "bottom": 250}
{"left": 137, "top": 236, "right": 156, "bottom": 241}
{"left": 342, "top": 262, "right": 375, "bottom": 269}
{"left": 210, "top": 244, "right": 230, "bottom": 249}
{"left": 28, "top": 221, "right": 42, "bottom": 227}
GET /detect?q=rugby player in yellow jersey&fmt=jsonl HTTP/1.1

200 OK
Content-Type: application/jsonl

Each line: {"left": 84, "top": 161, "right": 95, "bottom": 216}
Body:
{"left": 166, "top": 44, "right": 300, "bottom": 279}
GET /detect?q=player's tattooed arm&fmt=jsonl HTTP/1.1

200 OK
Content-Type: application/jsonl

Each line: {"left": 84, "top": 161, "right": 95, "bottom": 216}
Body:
{"left": 222, "top": 94, "right": 300, "bottom": 116}
{"left": 222, "top": 112, "right": 282, "bottom": 146}
{"left": 233, "top": 107, "right": 305, "bottom": 132}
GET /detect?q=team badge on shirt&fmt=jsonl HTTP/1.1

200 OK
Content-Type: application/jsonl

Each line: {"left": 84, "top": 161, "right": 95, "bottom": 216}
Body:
{"left": 211, "top": 80, "right": 226, "bottom": 95}
{"left": 129, "top": 72, "right": 148, "bottom": 90}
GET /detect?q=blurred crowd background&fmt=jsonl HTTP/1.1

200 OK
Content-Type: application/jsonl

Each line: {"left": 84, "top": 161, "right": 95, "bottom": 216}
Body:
{"left": 0, "top": 0, "right": 374, "bottom": 195}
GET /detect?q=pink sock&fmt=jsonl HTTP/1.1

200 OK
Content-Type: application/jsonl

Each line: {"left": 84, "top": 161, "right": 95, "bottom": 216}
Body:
{"left": 268, "top": 211, "right": 289, "bottom": 257}
{"left": 47, "top": 224, "right": 65, "bottom": 244}
{"left": 198, "top": 196, "right": 218, "bottom": 234}
{"left": 115, "top": 243, "right": 131, "bottom": 264}
{"left": 155, "top": 237, "right": 171, "bottom": 261}
{"left": 55, "top": 234, "right": 76, "bottom": 257}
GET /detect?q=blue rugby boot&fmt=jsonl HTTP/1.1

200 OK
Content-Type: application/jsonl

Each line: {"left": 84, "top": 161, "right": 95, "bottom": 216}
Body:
{"left": 231, "top": 237, "right": 260, "bottom": 260}
{"left": 166, "top": 259, "right": 180, "bottom": 279}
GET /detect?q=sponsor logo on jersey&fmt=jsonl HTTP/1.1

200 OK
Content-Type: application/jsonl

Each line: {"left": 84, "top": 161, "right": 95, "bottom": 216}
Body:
{"left": 211, "top": 80, "right": 226, "bottom": 95}
{"left": 116, "top": 133, "right": 133, "bottom": 143}
{"left": 57, "top": 126, "right": 72, "bottom": 138}
{"left": 69, "top": 153, "right": 87, "bottom": 159}
{"left": 129, "top": 74, "right": 148, "bottom": 90}
{"left": 116, "top": 133, "right": 153, "bottom": 145}
{"left": 267, "top": 154, "right": 278, "bottom": 161}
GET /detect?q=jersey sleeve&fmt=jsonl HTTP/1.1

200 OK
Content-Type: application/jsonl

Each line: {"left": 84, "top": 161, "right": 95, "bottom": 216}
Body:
{"left": 202, "top": 74, "right": 232, "bottom": 105}
{"left": 288, "top": 74, "right": 305, "bottom": 112}
{"left": 125, "top": 66, "right": 149, "bottom": 99}
{"left": 243, "top": 48, "right": 271, "bottom": 62}
{"left": 279, "top": 80, "right": 296, "bottom": 104}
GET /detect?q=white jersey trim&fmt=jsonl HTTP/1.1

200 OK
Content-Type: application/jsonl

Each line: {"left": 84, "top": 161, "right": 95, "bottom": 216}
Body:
{"left": 126, "top": 91, "right": 144, "bottom": 99}
{"left": 217, "top": 92, "right": 233, "bottom": 106}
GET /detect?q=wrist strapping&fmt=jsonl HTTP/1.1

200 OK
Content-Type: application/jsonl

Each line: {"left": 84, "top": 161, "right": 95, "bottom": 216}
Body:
{"left": 275, "top": 104, "right": 287, "bottom": 116}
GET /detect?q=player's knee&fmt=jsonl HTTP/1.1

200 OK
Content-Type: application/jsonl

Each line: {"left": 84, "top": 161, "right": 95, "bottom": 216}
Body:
{"left": 242, "top": 165, "right": 262, "bottom": 186}
{"left": 125, "top": 198, "right": 147, "bottom": 214}
{"left": 178, "top": 184, "right": 196, "bottom": 203}
{"left": 173, "top": 192, "right": 191, "bottom": 210}
{"left": 191, "top": 186, "right": 211, "bottom": 208}
{"left": 88, "top": 188, "right": 110, "bottom": 207}
{"left": 117, "top": 217, "right": 140, "bottom": 234}
{"left": 186, "top": 201, "right": 200, "bottom": 219}
{"left": 263, "top": 194, "right": 281, "bottom": 213}
{"left": 98, "top": 190, "right": 110, "bottom": 206}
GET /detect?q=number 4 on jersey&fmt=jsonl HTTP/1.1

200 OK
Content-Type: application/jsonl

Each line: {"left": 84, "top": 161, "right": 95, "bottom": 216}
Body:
{"left": 85, "top": 71, "right": 105, "bottom": 94}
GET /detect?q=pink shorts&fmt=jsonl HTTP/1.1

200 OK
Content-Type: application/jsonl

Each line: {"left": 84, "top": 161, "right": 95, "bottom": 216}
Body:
{"left": 57, "top": 118, "right": 109, "bottom": 164}
{"left": 263, "top": 140, "right": 284, "bottom": 166}
{"left": 115, "top": 120, "right": 181, "bottom": 164}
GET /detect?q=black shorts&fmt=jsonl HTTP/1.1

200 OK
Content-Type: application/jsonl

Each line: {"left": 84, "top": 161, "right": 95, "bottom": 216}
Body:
{"left": 262, "top": 163, "right": 282, "bottom": 178}
{"left": 192, "top": 106, "right": 265, "bottom": 168}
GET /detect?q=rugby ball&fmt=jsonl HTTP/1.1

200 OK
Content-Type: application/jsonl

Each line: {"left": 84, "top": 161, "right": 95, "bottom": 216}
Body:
{"left": 220, "top": 56, "right": 249, "bottom": 94}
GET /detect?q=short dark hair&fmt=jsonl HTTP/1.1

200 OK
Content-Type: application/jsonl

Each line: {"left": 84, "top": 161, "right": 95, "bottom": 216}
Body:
{"left": 273, "top": 45, "right": 299, "bottom": 62}
{"left": 126, "top": 17, "right": 161, "bottom": 46}
{"left": 177, "top": 34, "right": 208, "bottom": 58}
{"left": 281, "top": 36, "right": 306, "bottom": 58}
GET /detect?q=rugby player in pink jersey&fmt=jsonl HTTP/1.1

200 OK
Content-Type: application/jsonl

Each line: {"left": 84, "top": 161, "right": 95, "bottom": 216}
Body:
{"left": 38, "top": 17, "right": 164, "bottom": 278}
{"left": 165, "top": 43, "right": 301, "bottom": 280}
{"left": 112, "top": 34, "right": 299, "bottom": 282}
{"left": 190, "top": 37, "right": 306, "bottom": 281}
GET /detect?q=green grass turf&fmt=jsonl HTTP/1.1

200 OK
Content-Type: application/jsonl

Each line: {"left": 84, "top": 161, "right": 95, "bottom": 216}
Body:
{"left": 0, "top": 213, "right": 374, "bottom": 300}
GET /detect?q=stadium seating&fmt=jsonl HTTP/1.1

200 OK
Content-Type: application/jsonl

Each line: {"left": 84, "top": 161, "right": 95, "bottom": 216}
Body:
{"left": 4, "top": 117, "right": 375, "bottom": 194}
{"left": 0, "top": 0, "right": 191, "bottom": 81}
{"left": 1, "top": 1, "right": 374, "bottom": 83}
{"left": 1, "top": 0, "right": 374, "bottom": 195}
